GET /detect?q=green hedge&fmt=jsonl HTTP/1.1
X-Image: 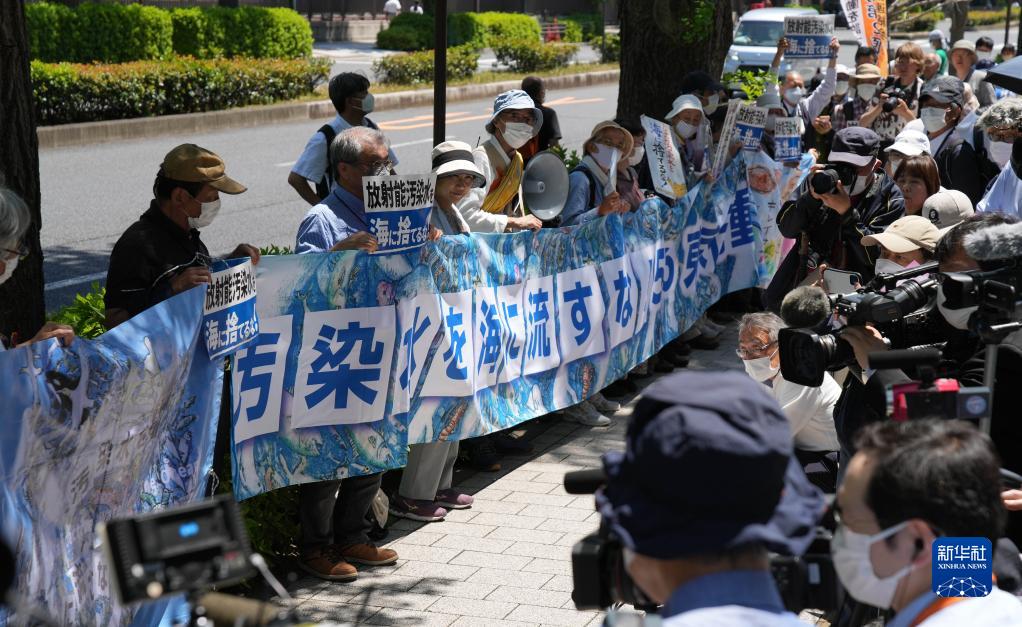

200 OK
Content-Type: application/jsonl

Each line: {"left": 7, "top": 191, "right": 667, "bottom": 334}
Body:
{"left": 371, "top": 46, "right": 479, "bottom": 84}
{"left": 565, "top": 13, "right": 601, "bottom": 39}
{"left": 376, "top": 12, "right": 435, "bottom": 51}
{"left": 448, "top": 12, "right": 541, "bottom": 49}
{"left": 590, "top": 33, "right": 620, "bottom": 63}
{"left": 559, "top": 19, "right": 584, "bottom": 43}
{"left": 26, "top": 2, "right": 312, "bottom": 62}
{"left": 32, "top": 57, "right": 330, "bottom": 125}
{"left": 491, "top": 39, "right": 578, "bottom": 72}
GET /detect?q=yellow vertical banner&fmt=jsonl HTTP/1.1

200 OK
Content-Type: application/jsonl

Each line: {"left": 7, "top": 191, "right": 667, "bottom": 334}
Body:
{"left": 860, "top": 0, "right": 889, "bottom": 76}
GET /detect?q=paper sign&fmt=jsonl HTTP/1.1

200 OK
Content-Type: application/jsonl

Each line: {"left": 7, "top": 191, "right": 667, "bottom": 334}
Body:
{"left": 363, "top": 173, "right": 435, "bottom": 254}
{"left": 784, "top": 15, "right": 835, "bottom": 59}
{"left": 735, "top": 105, "right": 768, "bottom": 153}
{"left": 712, "top": 99, "right": 743, "bottom": 179}
{"left": 203, "top": 258, "right": 258, "bottom": 359}
{"left": 773, "top": 117, "right": 802, "bottom": 162}
{"left": 640, "top": 115, "right": 688, "bottom": 199}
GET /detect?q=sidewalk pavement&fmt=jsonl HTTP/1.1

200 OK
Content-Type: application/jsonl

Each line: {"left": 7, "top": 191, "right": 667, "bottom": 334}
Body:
{"left": 280, "top": 323, "right": 743, "bottom": 626}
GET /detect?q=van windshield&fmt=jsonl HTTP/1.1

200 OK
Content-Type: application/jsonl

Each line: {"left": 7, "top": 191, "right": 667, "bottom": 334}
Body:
{"left": 733, "top": 21, "right": 784, "bottom": 47}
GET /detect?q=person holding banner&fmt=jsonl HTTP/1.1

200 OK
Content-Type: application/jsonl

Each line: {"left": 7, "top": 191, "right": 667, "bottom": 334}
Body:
{"left": 561, "top": 121, "right": 633, "bottom": 227}
{"left": 456, "top": 90, "right": 544, "bottom": 234}
{"left": 677, "top": 71, "right": 727, "bottom": 171}
{"left": 768, "top": 36, "right": 841, "bottom": 138}
{"left": 665, "top": 94, "right": 710, "bottom": 187}
{"left": 104, "top": 144, "right": 260, "bottom": 329}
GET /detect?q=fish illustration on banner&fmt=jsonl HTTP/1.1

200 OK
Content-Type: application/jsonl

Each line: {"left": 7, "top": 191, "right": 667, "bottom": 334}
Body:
{"left": 640, "top": 115, "right": 688, "bottom": 200}
{"left": 203, "top": 257, "right": 259, "bottom": 359}
{"left": 784, "top": 15, "right": 835, "bottom": 59}
{"left": 364, "top": 173, "right": 435, "bottom": 254}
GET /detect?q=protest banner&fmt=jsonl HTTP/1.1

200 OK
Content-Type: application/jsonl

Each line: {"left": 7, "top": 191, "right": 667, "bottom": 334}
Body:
{"left": 735, "top": 105, "right": 768, "bottom": 153}
{"left": 711, "top": 99, "right": 743, "bottom": 179}
{"left": 363, "top": 173, "right": 436, "bottom": 254}
{"left": 841, "top": 0, "right": 888, "bottom": 77}
{"left": 0, "top": 288, "right": 222, "bottom": 626}
{"left": 203, "top": 258, "right": 258, "bottom": 359}
{"left": 773, "top": 117, "right": 803, "bottom": 162}
{"left": 784, "top": 14, "right": 835, "bottom": 59}
{"left": 841, "top": 0, "right": 864, "bottom": 44}
{"left": 640, "top": 115, "right": 688, "bottom": 200}
{"left": 746, "top": 150, "right": 815, "bottom": 287}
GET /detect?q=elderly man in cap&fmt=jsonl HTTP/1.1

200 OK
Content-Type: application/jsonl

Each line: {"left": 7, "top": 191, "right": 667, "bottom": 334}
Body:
{"left": 104, "top": 144, "right": 259, "bottom": 328}
{"left": 922, "top": 189, "right": 974, "bottom": 233}
{"left": 918, "top": 76, "right": 988, "bottom": 205}
{"left": 832, "top": 63, "right": 883, "bottom": 132}
{"left": 457, "top": 89, "right": 544, "bottom": 234}
{"left": 766, "top": 127, "right": 905, "bottom": 311}
{"left": 949, "top": 39, "right": 997, "bottom": 107}
{"left": 596, "top": 370, "right": 824, "bottom": 624}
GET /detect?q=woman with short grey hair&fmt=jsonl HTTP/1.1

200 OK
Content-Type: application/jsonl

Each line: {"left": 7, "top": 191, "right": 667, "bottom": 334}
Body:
{"left": 0, "top": 186, "right": 74, "bottom": 349}
{"left": 976, "top": 98, "right": 1022, "bottom": 215}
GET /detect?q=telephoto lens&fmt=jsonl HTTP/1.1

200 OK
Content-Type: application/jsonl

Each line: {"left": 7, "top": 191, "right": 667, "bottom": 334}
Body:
{"left": 810, "top": 169, "right": 840, "bottom": 196}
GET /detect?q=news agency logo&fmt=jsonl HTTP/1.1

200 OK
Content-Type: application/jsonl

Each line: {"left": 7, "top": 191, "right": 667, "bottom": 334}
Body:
{"left": 932, "top": 537, "right": 993, "bottom": 598}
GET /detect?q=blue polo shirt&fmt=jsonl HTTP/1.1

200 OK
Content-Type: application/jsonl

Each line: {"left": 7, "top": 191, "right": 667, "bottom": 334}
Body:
{"left": 661, "top": 570, "right": 806, "bottom": 626}
{"left": 295, "top": 185, "right": 369, "bottom": 254}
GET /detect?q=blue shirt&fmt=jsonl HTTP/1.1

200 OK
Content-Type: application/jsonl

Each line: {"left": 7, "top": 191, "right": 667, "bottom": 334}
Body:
{"left": 561, "top": 163, "right": 607, "bottom": 227}
{"left": 295, "top": 185, "right": 369, "bottom": 254}
{"left": 661, "top": 570, "right": 806, "bottom": 627}
{"left": 290, "top": 115, "right": 398, "bottom": 193}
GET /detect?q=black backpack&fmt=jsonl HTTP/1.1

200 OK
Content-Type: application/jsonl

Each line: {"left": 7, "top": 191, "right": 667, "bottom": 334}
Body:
{"left": 314, "top": 117, "right": 382, "bottom": 200}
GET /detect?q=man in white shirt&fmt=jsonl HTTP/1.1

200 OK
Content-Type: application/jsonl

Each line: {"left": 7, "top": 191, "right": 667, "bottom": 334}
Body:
{"left": 288, "top": 73, "right": 398, "bottom": 206}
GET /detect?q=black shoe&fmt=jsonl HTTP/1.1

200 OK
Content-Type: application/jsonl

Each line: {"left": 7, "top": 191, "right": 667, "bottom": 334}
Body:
{"left": 653, "top": 357, "right": 675, "bottom": 373}
{"left": 688, "top": 334, "right": 721, "bottom": 350}
{"left": 602, "top": 379, "right": 634, "bottom": 398}
{"left": 668, "top": 339, "right": 693, "bottom": 357}
{"left": 462, "top": 437, "right": 502, "bottom": 471}
{"left": 662, "top": 351, "right": 690, "bottom": 368}
{"left": 492, "top": 431, "right": 533, "bottom": 455}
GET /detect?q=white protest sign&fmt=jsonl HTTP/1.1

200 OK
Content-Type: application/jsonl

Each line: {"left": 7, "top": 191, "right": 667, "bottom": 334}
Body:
{"left": 363, "top": 173, "right": 436, "bottom": 254}
{"left": 711, "top": 99, "right": 743, "bottom": 179}
{"left": 735, "top": 104, "right": 768, "bottom": 153}
{"left": 784, "top": 14, "right": 835, "bottom": 59}
{"left": 773, "top": 117, "right": 802, "bottom": 162}
{"left": 640, "top": 115, "right": 688, "bottom": 200}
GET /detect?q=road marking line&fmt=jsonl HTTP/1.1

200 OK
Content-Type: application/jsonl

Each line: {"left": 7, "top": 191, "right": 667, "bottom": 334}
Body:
{"left": 379, "top": 113, "right": 491, "bottom": 131}
{"left": 274, "top": 135, "right": 456, "bottom": 167}
{"left": 45, "top": 271, "right": 107, "bottom": 291}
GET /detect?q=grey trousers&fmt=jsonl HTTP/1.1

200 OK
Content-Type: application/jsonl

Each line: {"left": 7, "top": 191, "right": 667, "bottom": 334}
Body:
{"left": 398, "top": 441, "right": 459, "bottom": 501}
{"left": 299, "top": 472, "right": 381, "bottom": 553}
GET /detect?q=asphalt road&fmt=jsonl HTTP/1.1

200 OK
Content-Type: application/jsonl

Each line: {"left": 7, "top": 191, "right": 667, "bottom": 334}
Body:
{"left": 39, "top": 82, "right": 619, "bottom": 309}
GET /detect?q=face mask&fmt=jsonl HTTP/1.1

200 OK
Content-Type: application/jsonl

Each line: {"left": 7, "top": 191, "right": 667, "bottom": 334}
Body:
{"left": 784, "top": 87, "right": 805, "bottom": 104}
{"left": 185, "top": 197, "right": 221, "bottom": 229}
{"left": 742, "top": 352, "right": 779, "bottom": 382}
{"left": 764, "top": 115, "right": 777, "bottom": 133}
{"left": 849, "top": 173, "right": 873, "bottom": 195}
{"left": 920, "top": 107, "right": 948, "bottom": 133}
{"left": 835, "top": 80, "right": 850, "bottom": 96}
{"left": 977, "top": 50, "right": 993, "bottom": 62}
{"left": 675, "top": 120, "right": 698, "bottom": 140}
{"left": 832, "top": 522, "right": 913, "bottom": 609}
{"left": 627, "top": 146, "right": 645, "bottom": 166}
{"left": 0, "top": 254, "right": 19, "bottom": 285}
{"left": 887, "top": 157, "right": 903, "bottom": 177}
{"left": 501, "top": 121, "right": 534, "bottom": 149}
{"left": 987, "top": 137, "right": 1013, "bottom": 168}
{"left": 858, "top": 83, "right": 878, "bottom": 101}
{"left": 875, "top": 258, "right": 905, "bottom": 275}
{"left": 703, "top": 93, "right": 720, "bottom": 116}
{"left": 359, "top": 93, "right": 375, "bottom": 113}
{"left": 937, "top": 285, "right": 979, "bottom": 330}
{"left": 591, "top": 144, "right": 620, "bottom": 172}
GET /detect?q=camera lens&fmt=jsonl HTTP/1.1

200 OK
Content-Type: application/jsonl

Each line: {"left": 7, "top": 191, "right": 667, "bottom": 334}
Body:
{"left": 810, "top": 170, "right": 839, "bottom": 195}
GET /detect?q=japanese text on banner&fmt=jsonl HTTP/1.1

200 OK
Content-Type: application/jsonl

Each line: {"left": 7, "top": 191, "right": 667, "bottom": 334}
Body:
{"left": 735, "top": 105, "right": 767, "bottom": 153}
{"left": 783, "top": 15, "right": 835, "bottom": 59}
{"left": 712, "top": 99, "right": 743, "bottom": 179}
{"left": 363, "top": 173, "right": 436, "bottom": 254}
{"left": 861, "top": 0, "right": 888, "bottom": 76}
{"left": 773, "top": 117, "right": 803, "bottom": 162}
{"left": 203, "top": 258, "right": 259, "bottom": 359}
{"left": 640, "top": 115, "right": 688, "bottom": 199}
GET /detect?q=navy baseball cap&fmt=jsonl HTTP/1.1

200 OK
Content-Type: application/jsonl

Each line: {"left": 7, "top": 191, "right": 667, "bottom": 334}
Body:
{"left": 595, "top": 371, "right": 825, "bottom": 559}
{"left": 830, "top": 127, "right": 881, "bottom": 166}
{"left": 920, "top": 75, "right": 965, "bottom": 107}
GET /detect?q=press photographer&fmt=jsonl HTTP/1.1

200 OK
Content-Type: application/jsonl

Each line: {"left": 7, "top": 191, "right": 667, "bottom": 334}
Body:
{"left": 572, "top": 371, "right": 825, "bottom": 625}
{"left": 766, "top": 127, "right": 905, "bottom": 311}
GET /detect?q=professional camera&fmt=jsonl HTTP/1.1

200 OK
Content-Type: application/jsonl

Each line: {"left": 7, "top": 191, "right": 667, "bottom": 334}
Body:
{"left": 881, "top": 85, "right": 908, "bottom": 113}
{"left": 809, "top": 162, "right": 858, "bottom": 196}
{"left": 779, "top": 263, "right": 939, "bottom": 386}
{"left": 869, "top": 347, "right": 991, "bottom": 421}
{"left": 941, "top": 261, "right": 1022, "bottom": 330}
{"left": 769, "top": 508, "right": 840, "bottom": 615}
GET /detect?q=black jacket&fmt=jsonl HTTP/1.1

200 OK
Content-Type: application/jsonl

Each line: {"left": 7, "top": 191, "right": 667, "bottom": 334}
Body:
{"left": 932, "top": 132, "right": 988, "bottom": 206}
{"left": 765, "top": 171, "right": 905, "bottom": 311}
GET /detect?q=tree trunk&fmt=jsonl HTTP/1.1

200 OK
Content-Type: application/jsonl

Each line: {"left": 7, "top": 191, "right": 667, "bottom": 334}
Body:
{"left": 948, "top": 0, "right": 969, "bottom": 43}
{"left": 617, "top": 0, "right": 734, "bottom": 122}
{"left": 0, "top": 0, "right": 45, "bottom": 342}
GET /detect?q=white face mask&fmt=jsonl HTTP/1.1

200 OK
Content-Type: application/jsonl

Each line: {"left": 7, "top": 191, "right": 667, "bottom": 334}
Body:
{"left": 849, "top": 172, "right": 873, "bottom": 195}
{"left": 501, "top": 121, "right": 535, "bottom": 149}
{"left": 977, "top": 50, "right": 993, "bottom": 62}
{"left": 937, "top": 285, "right": 979, "bottom": 330}
{"left": 986, "top": 136, "right": 1013, "bottom": 168}
{"left": 0, "top": 254, "right": 19, "bottom": 285}
{"left": 875, "top": 258, "right": 905, "bottom": 275}
{"left": 742, "top": 352, "right": 779, "bottom": 382}
{"left": 832, "top": 522, "right": 913, "bottom": 609}
{"left": 857, "top": 83, "right": 878, "bottom": 101}
{"left": 835, "top": 80, "right": 850, "bottom": 96}
{"left": 920, "top": 107, "right": 948, "bottom": 133}
{"left": 187, "top": 198, "right": 221, "bottom": 229}
{"left": 627, "top": 146, "right": 645, "bottom": 166}
{"left": 675, "top": 120, "right": 698, "bottom": 140}
{"left": 359, "top": 93, "right": 375, "bottom": 113}
{"left": 703, "top": 93, "right": 720, "bottom": 115}
{"left": 784, "top": 87, "right": 805, "bottom": 104}
{"left": 591, "top": 144, "right": 620, "bottom": 171}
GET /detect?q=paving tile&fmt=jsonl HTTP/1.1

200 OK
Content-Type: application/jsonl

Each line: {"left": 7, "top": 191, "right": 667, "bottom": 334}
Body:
{"left": 517, "top": 461, "right": 585, "bottom": 474}
{"left": 468, "top": 512, "right": 545, "bottom": 530}
{"left": 556, "top": 533, "right": 587, "bottom": 547}
{"left": 449, "top": 617, "right": 534, "bottom": 627}
{"left": 530, "top": 451, "right": 572, "bottom": 463}
{"left": 468, "top": 499, "right": 529, "bottom": 514}
{"left": 295, "top": 598, "right": 381, "bottom": 623}
{"left": 348, "top": 588, "right": 439, "bottom": 611}
{"left": 363, "top": 607, "right": 459, "bottom": 626}
{"left": 485, "top": 584, "right": 573, "bottom": 609}
{"left": 532, "top": 471, "right": 568, "bottom": 484}
{"left": 505, "top": 604, "right": 598, "bottom": 626}
{"left": 433, "top": 533, "right": 514, "bottom": 554}
{"left": 467, "top": 567, "right": 554, "bottom": 590}
{"left": 442, "top": 508, "right": 480, "bottom": 523}
{"left": 521, "top": 557, "right": 573, "bottom": 576}
{"left": 392, "top": 518, "right": 429, "bottom": 532}
{"left": 536, "top": 517, "right": 600, "bottom": 535}
{"left": 427, "top": 520, "right": 497, "bottom": 538}
{"left": 386, "top": 530, "right": 444, "bottom": 546}
{"left": 472, "top": 488, "right": 513, "bottom": 500}
{"left": 340, "top": 571, "right": 423, "bottom": 592}
{"left": 411, "top": 577, "right": 499, "bottom": 600}
{"left": 386, "top": 544, "right": 461, "bottom": 564}
{"left": 501, "top": 469, "right": 541, "bottom": 481}
{"left": 427, "top": 596, "right": 517, "bottom": 619}
{"left": 505, "top": 541, "right": 573, "bottom": 559}
{"left": 392, "top": 560, "right": 479, "bottom": 581}
{"left": 542, "top": 574, "right": 575, "bottom": 592}
{"left": 490, "top": 478, "right": 558, "bottom": 494}
{"left": 501, "top": 491, "right": 575, "bottom": 507}
{"left": 517, "top": 504, "right": 593, "bottom": 521}
{"left": 487, "top": 526, "right": 564, "bottom": 545}
{"left": 449, "top": 550, "right": 533, "bottom": 570}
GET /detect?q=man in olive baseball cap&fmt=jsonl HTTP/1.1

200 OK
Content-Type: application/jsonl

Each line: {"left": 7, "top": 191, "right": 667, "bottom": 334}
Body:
{"left": 104, "top": 143, "right": 259, "bottom": 327}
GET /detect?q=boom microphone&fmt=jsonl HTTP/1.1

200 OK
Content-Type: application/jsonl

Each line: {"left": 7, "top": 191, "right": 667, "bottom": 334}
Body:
{"left": 564, "top": 468, "right": 607, "bottom": 495}
{"left": 780, "top": 285, "right": 832, "bottom": 329}
{"left": 964, "top": 221, "right": 1022, "bottom": 261}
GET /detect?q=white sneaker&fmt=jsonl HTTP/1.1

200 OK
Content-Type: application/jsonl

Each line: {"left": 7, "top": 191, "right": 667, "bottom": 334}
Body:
{"left": 565, "top": 402, "right": 611, "bottom": 427}
{"left": 700, "top": 316, "right": 726, "bottom": 335}
{"left": 694, "top": 319, "right": 721, "bottom": 341}
{"left": 589, "top": 391, "right": 621, "bottom": 413}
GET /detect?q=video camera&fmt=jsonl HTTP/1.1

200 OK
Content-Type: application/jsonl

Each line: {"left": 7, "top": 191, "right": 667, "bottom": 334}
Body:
{"left": 941, "top": 260, "right": 1022, "bottom": 334}
{"left": 780, "top": 262, "right": 939, "bottom": 386}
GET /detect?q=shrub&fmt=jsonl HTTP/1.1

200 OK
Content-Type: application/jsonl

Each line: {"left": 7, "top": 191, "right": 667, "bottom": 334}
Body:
{"left": 559, "top": 19, "right": 584, "bottom": 43}
{"left": 25, "top": 2, "right": 74, "bottom": 63}
{"left": 170, "top": 7, "right": 227, "bottom": 59}
{"left": 376, "top": 12, "right": 435, "bottom": 50}
{"left": 48, "top": 282, "right": 107, "bottom": 340}
{"left": 491, "top": 39, "right": 578, "bottom": 73}
{"left": 967, "top": 9, "right": 1007, "bottom": 27}
{"left": 32, "top": 57, "right": 331, "bottom": 125}
{"left": 44, "top": 2, "right": 175, "bottom": 63}
{"left": 722, "top": 68, "right": 771, "bottom": 100}
{"left": 566, "top": 12, "right": 601, "bottom": 39}
{"left": 589, "top": 33, "right": 620, "bottom": 63}
{"left": 371, "top": 46, "right": 479, "bottom": 84}
{"left": 447, "top": 12, "right": 540, "bottom": 49}
{"left": 213, "top": 7, "right": 313, "bottom": 59}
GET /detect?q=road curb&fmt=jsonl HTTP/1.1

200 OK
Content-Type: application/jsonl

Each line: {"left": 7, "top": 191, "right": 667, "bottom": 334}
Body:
{"left": 36, "top": 69, "right": 620, "bottom": 150}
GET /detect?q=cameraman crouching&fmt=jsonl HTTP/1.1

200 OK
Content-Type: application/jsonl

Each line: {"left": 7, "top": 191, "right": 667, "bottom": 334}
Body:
{"left": 596, "top": 371, "right": 825, "bottom": 625}
{"left": 767, "top": 127, "right": 905, "bottom": 311}
{"left": 836, "top": 419, "right": 1022, "bottom": 624}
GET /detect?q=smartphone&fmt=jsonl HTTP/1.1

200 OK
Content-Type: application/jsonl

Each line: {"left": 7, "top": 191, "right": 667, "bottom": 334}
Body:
{"left": 799, "top": 267, "right": 862, "bottom": 294}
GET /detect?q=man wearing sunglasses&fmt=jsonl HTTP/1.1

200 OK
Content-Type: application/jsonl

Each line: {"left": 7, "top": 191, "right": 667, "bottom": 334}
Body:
{"left": 104, "top": 144, "right": 260, "bottom": 329}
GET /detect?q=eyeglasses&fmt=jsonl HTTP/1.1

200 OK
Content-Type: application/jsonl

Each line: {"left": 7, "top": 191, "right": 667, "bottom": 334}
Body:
{"left": 345, "top": 158, "right": 393, "bottom": 174}
{"left": 1, "top": 243, "right": 29, "bottom": 261}
{"left": 735, "top": 340, "right": 777, "bottom": 359}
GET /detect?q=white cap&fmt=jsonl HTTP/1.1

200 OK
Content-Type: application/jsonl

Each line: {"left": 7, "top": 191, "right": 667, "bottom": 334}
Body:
{"left": 835, "top": 64, "right": 851, "bottom": 76}
{"left": 666, "top": 94, "right": 704, "bottom": 120}
{"left": 884, "top": 129, "right": 930, "bottom": 156}
{"left": 431, "top": 140, "right": 485, "bottom": 187}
